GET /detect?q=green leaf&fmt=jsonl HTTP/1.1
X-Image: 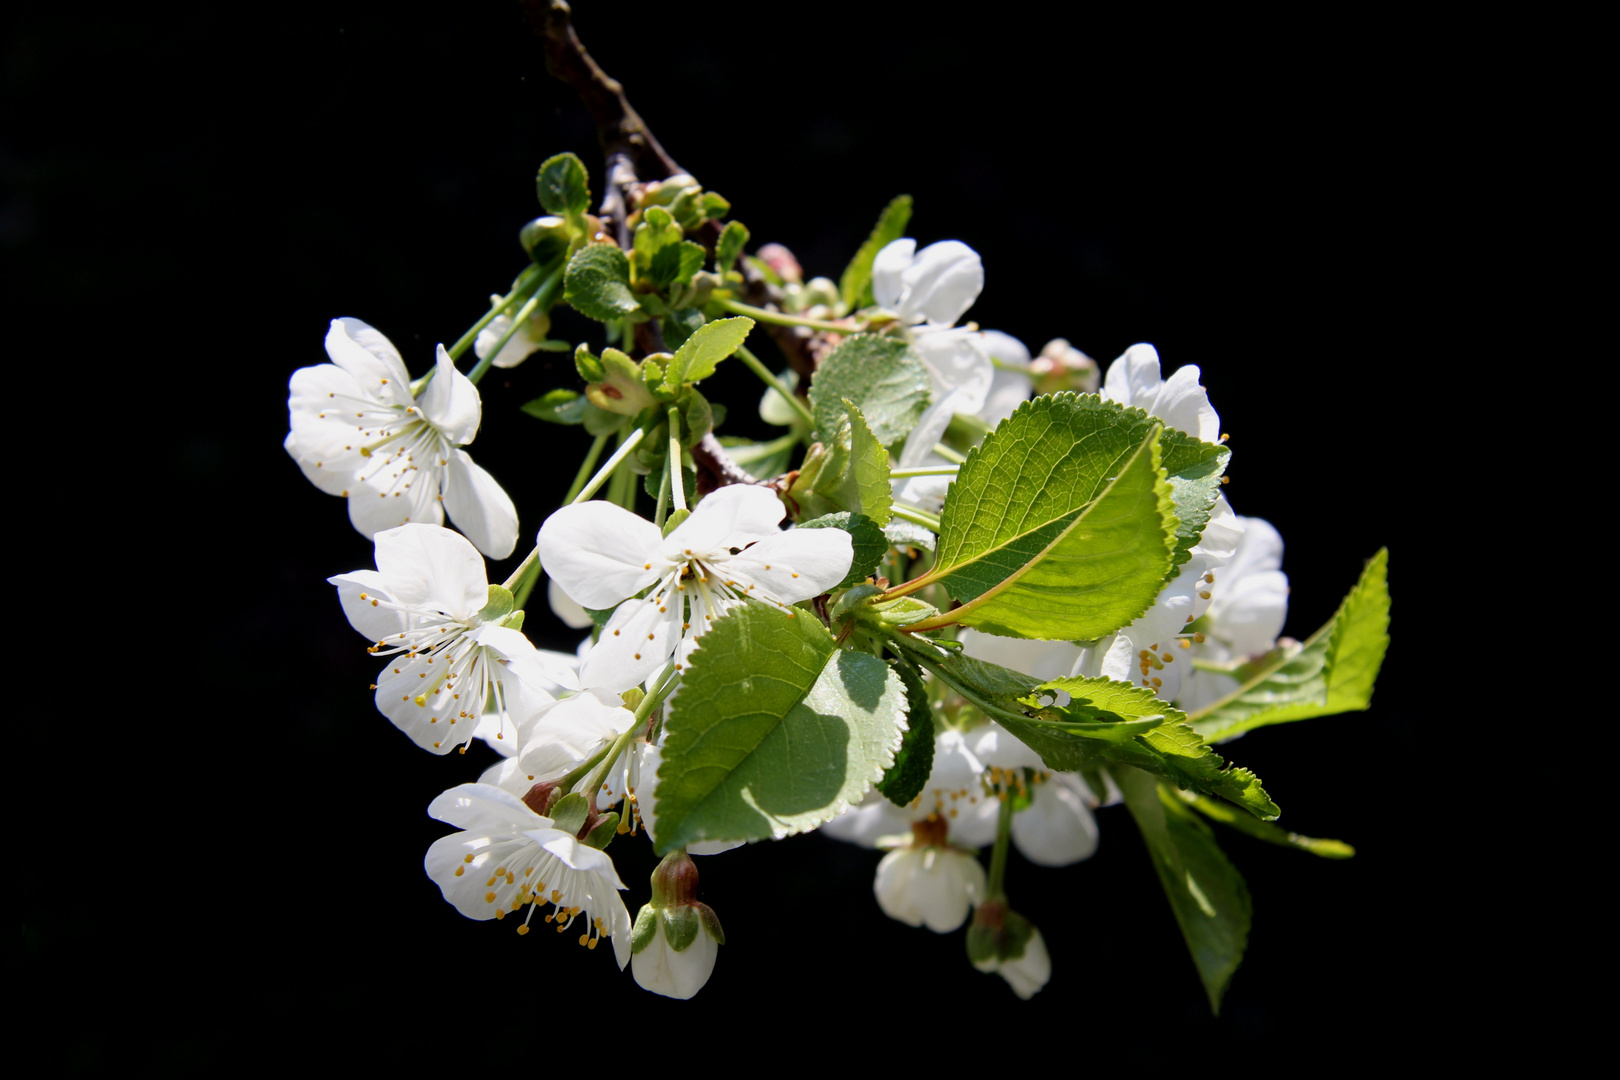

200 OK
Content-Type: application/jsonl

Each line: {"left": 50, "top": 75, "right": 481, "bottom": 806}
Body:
{"left": 648, "top": 239, "right": 706, "bottom": 290}
{"left": 1177, "top": 790, "right": 1354, "bottom": 859}
{"left": 656, "top": 602, "right": 909, "bottom": 853}
{"left": 536, "top": 152, "right": 591, "bottom": 217}
{"left": 839, "top": 195, "right": 913, "bottom": 311}
{"left": 663, "top": 316, "right": 753, "bottom": 391}
{"left": 787, "top": 400, "right": 894, "bottom": 526}
{"left": 565, "top": 244, "right": 642, "bottom": 323}
{"left": 701, "top": 191, "right": 731, "bottom": 221}
{"left": 797, "top": 512, "right": 887, "bottom": 588}
{"left": 809, "top": 334, "right": 930, "bottom": 447}
{"left": 1003, "top": 677, "right": 1276, "bottom": 819}
{"left": 918, "top": 403, "right": 1178, "bottom": 640}
{"left": 521, "top": 388, "right": 588, "bottom": 424}
{"left": 1190, "top": 549, "right": 1390, "bottom": 743}
{"left": 1118, "top": 767, "right": 1252, "bottom": 1015}
{"left": 883, "top": 520, "right": 935, "bottom": 552}
{"left": 716, "top": 220, "right": 749, "bottom": 272}
{"left": 876, "top": 659, "right": 934, "bottom": 807}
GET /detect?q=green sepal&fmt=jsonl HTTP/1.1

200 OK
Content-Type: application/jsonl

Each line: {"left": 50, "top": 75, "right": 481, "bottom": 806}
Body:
{"left": 575, "top": 343, "right": 605, "bottom": 383}
{"left": 660, "top": 905, "right": 701, "bottom": 952}
{"left": 1178, "top": 790, "right": 1354, "bottom": 858}
{"left": 716, "top": 220, "right": 749, "bottom": 272}
{"left": 476, "top": 585, "right": 515, "bottom": 623}
{"left": 1190, "top": 549, "right": 1390, "bottom": 743}
{"left": 926, "top": 400, "right": 1181, "bottom": 640}
{"left": 809, "top": 335, "right": 930, "bottom": 446}
{"left": 661, "top": 508, "right": 691, "bottom": 537}
{"left": 1118, "top": 767, "right": 1252, "bottom": 1015}
{"left": 565, "top": 244, "right": 643, "bottom": 323}
{"left": 840, "top": 194, "right": 913, "bottom": 311}
{"left": 829, "top": 584, "right": 883, "bottom": 625}
{"left": 498, "top": 609, "right": 525, "bottom": 631}
{"left": 663, "top": 316, "right": 753, "bottom": 391}
{"left": 696, "top": 902, "right": 724, "bottom": 945}
{"left": 876, "top": 658, "right": 935, "bottom": 807}
{"left": 521, "top": 388, "right": 588, "bottom": 425}
{"left": 644, "top": 461, "right": 696, "bottom": 506}
{"left": 966, "top": 901, "right": 1036, "bottom": 967}
{"left": 536, "top": 152, "right": 591, "bottom": 218}
{"left": 581, "top": 811, "right": 619, "bottom": 850}
{"left": 548, "top": 792, "right": 591, "bottom": 836}
{"left": 797, "top": 512, "right": 886, "bottom": 588}
{"left": 868, "top": 595, "right": 940, "bottom": 628}
{"left": 631, "top": 904, "right": 659, "bottom": 954}
{"left": 649, "top": 240, "right": 707, "bottom": 290}
{"left": 655, "top": 601, "right": 909, "bottom": 853}
{"left": 586, "top": 348, "right": 657, "bottom": 415}
{"left": 663, "top": 307, "right": 705, "bottom": 350}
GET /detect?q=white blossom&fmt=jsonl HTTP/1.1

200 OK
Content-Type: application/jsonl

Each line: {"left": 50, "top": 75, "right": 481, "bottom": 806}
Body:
{"left": 330, "top": 524, "right": 567, "bottom": 754}
{"left": 538, "top": 484, "right": 852, "bottom": 691}
{"left": 286, "top": 317, "right": 518, "bottom": 558}
{"left": 874, "top": 844, "right": 986, "bottom": 933}
{"left": 1177, "top": 516, "right": 1290, "bottom": 713}
{"left": 473, "top": 295, "right": 550, "bottom": 369}
{"left": 974, "top": 927, "right": 1052, "bottom": 1000}
{"left": 424, "top": 784, "right": 631, "bottom": 965}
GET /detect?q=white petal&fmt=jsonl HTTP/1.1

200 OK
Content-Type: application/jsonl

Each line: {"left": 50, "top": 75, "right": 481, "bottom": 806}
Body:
{"left": 373, "top": 523, "right": 488, "bottom": 618}
{"left": 580, "top": 592, "right": 682, "bottom": 693}
{"left": 325, "top": 318, "right": 412, "bottom": 404}
{"left": 959, "top": 630, "right": 1082, "bottom": 684}
{"left": 548, "top": 578, "right": 595, "bottom": 629}
{"left": 418, "top": 346, "right": 483, "bottom": 445}
{"left": 518, "top": 690, "right": 633, "bottom": 781}
{"left": 1102, "top": 343, "right": 1164, "bottom": 410}
{"left": 538, "top": 502, "right": 664, "bottom": 609}
{"left": 427, "top": 782, "right": 551, "bottom": 833}
{"left": 724, "top": 527, "right": 852, "bottom": 604}
{"left": 665, "top": 484, "right": 787, "bottom": 557}
{"left": 874, "top": 847, "right": 985, "bottom": 932}
{"left": 1192, "top": 494, "right": 1243, "bottom": 565}
{"left": 902, "top": 240, "right": 983, "bottom": 326}
{"left": 1012, "top": 778, "right": 1099, "bottom": 867}
{"left": 328, "top": 569, "right": 407, "bottom": 642}
{"left": 913, "top": 329, "right": 992, "bottom": 413}
{"left": 346, "top": 463, "right": 445, "bottom": 539}
{"left": 871, "top": 238, "right": 917, "bottom": 312}
{"left": 1153, "top": 363, "right": 1221, "bottom": 443}
{"left": 442, "top": 449, "right": 519, "bottom": 559}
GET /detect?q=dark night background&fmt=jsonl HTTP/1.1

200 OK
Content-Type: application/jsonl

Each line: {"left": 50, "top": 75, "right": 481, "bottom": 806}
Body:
{"left": 10, "top": 0, "right": 1470, "bottom": 1069}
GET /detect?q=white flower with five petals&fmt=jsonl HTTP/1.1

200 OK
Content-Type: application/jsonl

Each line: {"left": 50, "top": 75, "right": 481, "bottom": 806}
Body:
{"left": 286, "top": 317, "right": 518, "bottom": 558}
{"left": 538, "top": 485, "right": 852, "bottom": 692}
{"left": 330, "top": 524, "right": 570, "bottom": 754}
{"left": 424, "top": 783, "right": 632, "bottom": 965}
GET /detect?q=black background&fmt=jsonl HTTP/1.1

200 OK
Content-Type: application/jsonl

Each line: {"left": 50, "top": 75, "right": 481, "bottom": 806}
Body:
{"left": 11, "top": 0, "right": 1462, "bottom": 1069}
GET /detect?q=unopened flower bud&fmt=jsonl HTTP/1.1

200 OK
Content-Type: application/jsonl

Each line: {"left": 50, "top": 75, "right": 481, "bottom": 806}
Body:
{"left": 966, "top": 899, "right": 1051, "bottom": 999}
{"left": 631, "top": 851, "right": 725, "bottom": 999}
{"left": 756, "top": 243, "right": 803, "bottom": 285}
{"left": 1030, "top": 338, "right": 1100, "bottom": 395}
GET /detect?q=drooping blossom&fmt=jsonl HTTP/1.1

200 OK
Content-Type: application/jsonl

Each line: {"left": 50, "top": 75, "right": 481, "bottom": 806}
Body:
{"left": 474, "top": 296, "right": 551, "bottom": 370}
{"left": 287, "top": 317, "right": 518, "bottom": 558}
{"left": 874, "top": 830, "right": 988, "bottom": 934}
{"left": 330, "top": 524, "right": 569, "bottom": 754}
{"left": 630, "top": 852, "right": 724, "bottom": 1000}
{"left": 423, "top": 784, "right": 631, "bottom": 966}
{"left": 538, "top": 484, "right": 852, "bottom": 692}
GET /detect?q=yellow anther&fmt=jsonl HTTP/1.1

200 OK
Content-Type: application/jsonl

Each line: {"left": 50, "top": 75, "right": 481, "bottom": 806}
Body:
{"left": 485, "top": 891, "right": 497, "bottom": 903}
{"left": 454, "top": 866, "right": 464, "bottom": 877}
{"left": 516, "top": 925, "right": 530, "bottom": 936}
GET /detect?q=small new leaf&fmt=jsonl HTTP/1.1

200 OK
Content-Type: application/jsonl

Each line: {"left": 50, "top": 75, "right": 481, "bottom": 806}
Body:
{"left": 648, "top": 240, "right": 706, "bottom": 290}
{"left": 536, "top": 152, "right": 591, "bottom": 218}
{"left": 663, "top": 316, "right": 754, "bottom": 391}
{"left": 656, "top": 602, "right": 908, "bottom": 852}
{"left": 521, "top": 388, "right": 588, "bottom": 425}
{"left": 840, "top": 195, "right": 913, "bottom": 311}
{"left": 565, "top": 244, "right": 642, "bottom": 323}
{"left": 1190, "top": 549, "right": 1390, "bottom": 743}
{"left": 716, "top": 220, "right": 749, "bottom": 272}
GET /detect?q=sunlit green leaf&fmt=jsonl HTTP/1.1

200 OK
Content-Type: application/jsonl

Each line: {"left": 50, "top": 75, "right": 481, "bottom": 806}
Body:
{"left": 839, "top": 195, "right": 912, "bottom": 311}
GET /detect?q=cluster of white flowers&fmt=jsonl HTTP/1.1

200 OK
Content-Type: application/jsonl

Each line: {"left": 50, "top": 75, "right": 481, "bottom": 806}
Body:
{"left": 290, "top": 235, "right": 1291, "bottom": 1004}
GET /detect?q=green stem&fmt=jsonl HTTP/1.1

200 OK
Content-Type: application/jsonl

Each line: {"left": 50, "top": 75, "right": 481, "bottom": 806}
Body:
{"left": 930, "top": 443, "right": 968, "bottom": 465}
{"left": 575, "top": 426, "right": 646, "bottom": 504}
{"left": 718, "top": 297, "right": 857, "bottom": 333}
{"left": 510, "top": 553, "right": 542, "bottom": 612}
{"left": 563, "top": 432, "right": 611, "bottom": 505}
{"left": 573, "top": 662, "right": 681, "bottom": 803}
{"left": 653, "top": 448, "right": 671, "bottom": 527}
{"left": 986, "top": 778, "right": 1015, "bottom": 899}
{"left": 889, "top": 503, "right": 941, "bottom": 532}
{"left": 723, "top": 432, "right": 799, "bottom": 464}
{"left": 501, "top": 547, "right": 538, "bottom": 593}
{"left": 889, "top": 465, "right": 960, "bottom": 479}
{"left": 667, "top": 405, "right": 686, "bottom": 513}
{"left": 734, "top": 343, "right": 816, "bottom": 428}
